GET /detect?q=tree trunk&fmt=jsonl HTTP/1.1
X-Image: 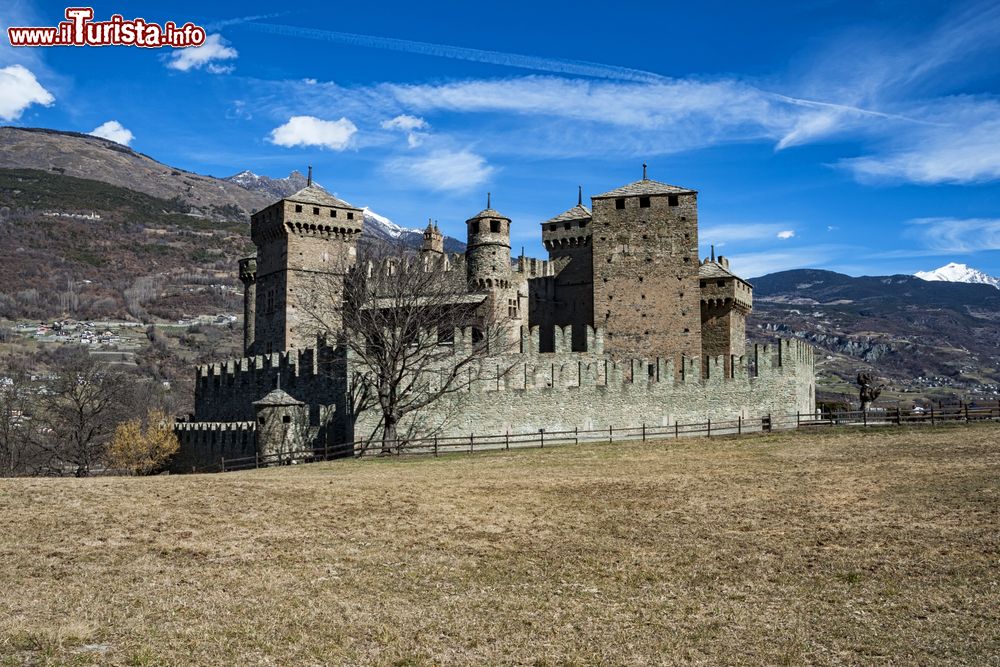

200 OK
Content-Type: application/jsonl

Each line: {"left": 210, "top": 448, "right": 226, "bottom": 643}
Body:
{"left": 381, "top": 415, "right": 398, "bottom": 455}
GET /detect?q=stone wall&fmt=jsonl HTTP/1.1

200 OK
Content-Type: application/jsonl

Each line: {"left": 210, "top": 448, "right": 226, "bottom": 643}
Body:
{"left": 172, "top": 421, "right": 256, "bottom": 473}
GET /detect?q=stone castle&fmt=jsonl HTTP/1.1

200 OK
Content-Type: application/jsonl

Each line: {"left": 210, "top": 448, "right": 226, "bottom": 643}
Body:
{"left": 172, "top": 169, "right": 815, "bottom": 471}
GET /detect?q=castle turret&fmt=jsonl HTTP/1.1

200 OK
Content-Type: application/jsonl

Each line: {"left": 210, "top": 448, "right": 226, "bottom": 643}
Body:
{"left": 699, "top": 253, "right": 753, "bottom": 376}
{"left": 421, "top": 219, "right": 444, "bottom": 255}
{"left": 253, "top": 387, "right": 308, "bottom": 462}
{"left": 249, "top": 177, "right": 363, "bottom": 353}
{"left": 465, "top": 193, "right": 512, "bottom": 291}
{"left": 238, "top": 256, "right": 257, "bottom": 355}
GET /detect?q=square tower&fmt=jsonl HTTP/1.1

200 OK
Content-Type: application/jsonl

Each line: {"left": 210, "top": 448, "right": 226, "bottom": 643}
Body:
{"left": 590, "top": 176, "right": 702, "bottom": 361}
{"left": 249, "top": 185, "right": 363, "bottom": 354}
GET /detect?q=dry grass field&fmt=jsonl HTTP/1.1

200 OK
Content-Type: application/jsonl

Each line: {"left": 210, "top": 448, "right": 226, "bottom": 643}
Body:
{"left": 1, "top": 425, "right": 998, "bottom": 666}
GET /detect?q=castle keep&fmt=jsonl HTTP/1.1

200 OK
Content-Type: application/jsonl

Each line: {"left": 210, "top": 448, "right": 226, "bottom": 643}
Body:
{"left": 173, "top": 171, "right": 815, "bottom": 471}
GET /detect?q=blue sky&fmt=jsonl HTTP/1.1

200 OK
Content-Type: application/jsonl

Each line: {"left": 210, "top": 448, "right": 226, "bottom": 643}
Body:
{"left": 3, "top": 0, "right": 1000, "bottom": 277}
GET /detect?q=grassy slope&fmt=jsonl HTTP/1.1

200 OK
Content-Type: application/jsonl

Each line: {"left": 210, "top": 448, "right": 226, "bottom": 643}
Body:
{"left": 1, "top": 426, "right": 998, "bottom": 666}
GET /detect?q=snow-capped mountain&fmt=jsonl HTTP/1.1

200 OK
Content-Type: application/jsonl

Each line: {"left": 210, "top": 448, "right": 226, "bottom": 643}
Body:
{"left": 914, "top": 262, "right": 1000, "bottom": 289}
{"left": 225, "top": 169, "right": 310, "bottom": 200}
{"left": 226, "top": 169, "right": 465, "bottom": 252}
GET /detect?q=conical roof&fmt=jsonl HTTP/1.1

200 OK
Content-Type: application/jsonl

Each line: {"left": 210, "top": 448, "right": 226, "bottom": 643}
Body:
{"left": 466, "top": 207, "right": 509, "bottom": 222}
{"left": 253, "top": 388, "right": 305, "bottom": 407}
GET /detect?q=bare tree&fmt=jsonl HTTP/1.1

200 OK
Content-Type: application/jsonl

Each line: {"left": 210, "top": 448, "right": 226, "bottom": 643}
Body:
{"left": 304, "top": 244, "right": 516, "bottom": 455}
{"left": 857, "top": 372, "right": 885, "bottom": 412}
{"left": 36, "top": 351, "right": 135, "bottom": 476}
{"left": 0, "top": 365, "right": 36, "bottom": 476}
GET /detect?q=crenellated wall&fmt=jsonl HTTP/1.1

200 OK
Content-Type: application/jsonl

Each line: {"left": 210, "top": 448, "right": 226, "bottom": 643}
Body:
{"left": 178, "top": 324, "right": 815, "bottom": 468}
{"left": 351, "top": 329, "right": 815, "bottom": 442}
{"left": 172, "top": 421, "right": 257, "bottom": 473}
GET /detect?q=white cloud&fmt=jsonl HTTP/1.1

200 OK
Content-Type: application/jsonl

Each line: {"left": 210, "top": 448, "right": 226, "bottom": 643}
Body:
{"left": 269, "top": 116, "right": 358, "bottom": 150}
{"left": 385, "top": 149, "right": 494, "bottom": 191}
{"left": 907, "top": 217, "right": 1000, "bottom": 253}
{"left": 0, "top": 65, "right": 54, "bottom": 120}
{"left": 839, "top": 102, "right": 1000, "bottom": 185}
{"left": 165, "top": 34, "right": 237, "bottom": 73}
{"left": 381, "top": 114, "right": 430, "bottom": 148}
{"left": 725, "top": 247, "right": 843, "bottom": 278}
{"left": 88, "top": 120, "right": 134, "bottom": 146}
{"left": 777, "top": 230, "right": 795, "bottom": 239}
{"left": 381, "top": 114, "right": 428, "bottom": 132}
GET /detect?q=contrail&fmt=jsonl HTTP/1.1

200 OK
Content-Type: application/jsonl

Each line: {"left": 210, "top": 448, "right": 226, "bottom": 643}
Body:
{"left": 203, "top": 13, "right": 291, "bottom": 32}
{"left": 233, "top": 22, "right": 925, "bottom": 124}
{"left": 234, "top": 22, "right": 667, "bottom": 84}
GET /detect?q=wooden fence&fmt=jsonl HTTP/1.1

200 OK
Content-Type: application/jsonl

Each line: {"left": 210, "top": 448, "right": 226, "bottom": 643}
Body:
{"left": 218, "top": 402, "right": 1000, "bottom": 472}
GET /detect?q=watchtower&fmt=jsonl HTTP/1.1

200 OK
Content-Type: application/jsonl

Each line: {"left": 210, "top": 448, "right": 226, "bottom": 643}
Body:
{"left": 249, "top": 169, "right": 363, "bottom": 353}
{"left": 421, "top": 219, "right": 444, "bottom": 256}
{"left": 590, "top": 166, "right": 702, "bottom": 361}
{"left": 537, "top": 186, "right": 594, "bottom": 350}
{"left": 699, "top": 253, "right": 753, "bottom": 376}
{"left": 466, "top": 194, "right": 521, "bottom": 336}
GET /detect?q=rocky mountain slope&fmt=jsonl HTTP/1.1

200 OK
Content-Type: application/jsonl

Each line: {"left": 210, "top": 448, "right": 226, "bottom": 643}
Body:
{"left": 749, "top": 269, "right": 1000, "bottom": 400}
{"left": 0, "top": 127, "right": 270, "bottom": 221}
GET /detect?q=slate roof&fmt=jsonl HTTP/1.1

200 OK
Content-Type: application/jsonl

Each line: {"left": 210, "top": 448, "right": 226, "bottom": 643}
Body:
{"left": 699, "top": 260, "right": 751, "bottom": 286}
{"left": 593, "top": 178, "right": 695, "bottom": 199}
{"left": 543, "top": 204, "right": 592, "bottom": 225}
{"left": 253, "top": 388, "right": 305, "bottom": 407}
{"left": 285, "top": 185, "right": 356, "bottom": 209}
{"left": 466, "top": 207, "right": 510, "bottom": 221}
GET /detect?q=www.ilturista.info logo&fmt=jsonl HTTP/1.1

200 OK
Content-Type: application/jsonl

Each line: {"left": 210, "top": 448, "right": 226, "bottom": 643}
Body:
{"left": 7, "top": 8, "right": 206, "bottom": 48}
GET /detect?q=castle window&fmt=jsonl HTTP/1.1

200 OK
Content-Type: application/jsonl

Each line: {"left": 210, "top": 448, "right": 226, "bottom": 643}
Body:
{"left": 683, "top": 257, "right": 690, "bottom": 263}
{"left": 295, "top": 205, "right": 302, "bottom": 213}
{"left": 329, "top": 210, "right": 336, "bottom": 217}
{"left": 490, "top": 219, "right": 501, "bottom": 233}
{"left": 347, "top": 212, "right": 354, "bottom": 220}
{"left": 580, "top": 220, "right": 588, "bottom": 228}
{"left": 683, "top": 328, "right": 690, "bottom": 333}
{"left": 639, "top": 196, "right": 650, "bottom": 208}
{"left": 700, "top": 280, "right": 707, "bottom": 287}
{"left": 639, "top": 277, "right": 644, "bottom": 282}
{"left": 615, "top": 198, "right": 625, "bottom": 210}
{"left": 258, "top": 417, "right": 266, "bottom": 425}
{"left": 472, "top": 221, "right": 480, "bottom": 234}
{"left": 549, "top": 224, "right": 557, "bottom": 232}
{"left": 313, "top": 207, "right": 320, "bottom": 215}
{"left": 668, "top": 195, "right": 679, "bottom": 206}
{"left": 564, "top": 222, "right": 572, "bottom": 230}
{"left": 717, "top": 280, "right": 725, "bottom": 287}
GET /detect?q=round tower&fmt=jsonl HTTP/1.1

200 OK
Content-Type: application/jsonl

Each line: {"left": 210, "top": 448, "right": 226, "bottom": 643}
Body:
{"left": 465, "top": 193, "right": 512, "bottom": 291}
{"left": 238, "top": 256, "right": 257, "bottom": 355}
{"left": 253, "top": 386, "right": 308, "bottom": 462}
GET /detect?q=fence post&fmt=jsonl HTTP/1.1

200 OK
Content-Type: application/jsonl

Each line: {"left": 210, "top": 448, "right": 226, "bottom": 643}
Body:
{"left": 675, "top": 421, "right": 679, "bottom": 439}
{"left": 609, "top": 425, "right": 613, "bottom": 443}
{"left": 470, "top": 433, "right": 474, "bottom": 453}
{"left": 540, "top": 429, "right": 544, "bottom": 448}
{"left": 574, "top": 426, "right": 578, "bottom": 445}
{"left": 796, "top": 411, "right": 800, "bottom": 428}
{"left": 642, "top": 423, "right": 646, "bottom": 442}
{"left": 930, "top": 406, "right": 935, "bottom": 425}
{"left": 964, "top": 403, "right": 969, "bottom": 421}
{"left": 505, "top": 430, "right": 509, "bottom": 451}
{"left": 896, "top": 406, "right": 901, "bottom": 425}
{"left": 738, "top": 415, "right": 742, "bottom": 435}
{"left": 221, "top": 456, "right": 226, "bottom": 472}
{"left": 255, "top": 451, "right": 260, "bottom": 469}
{"left": 863, "top": 409, "right": 867, "bottom": 426}
{"left": 707, "top": 418, "right": 711, "bottom": 438}
{"left": 434, "top": 435, "right": 438, "bottom": 457}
